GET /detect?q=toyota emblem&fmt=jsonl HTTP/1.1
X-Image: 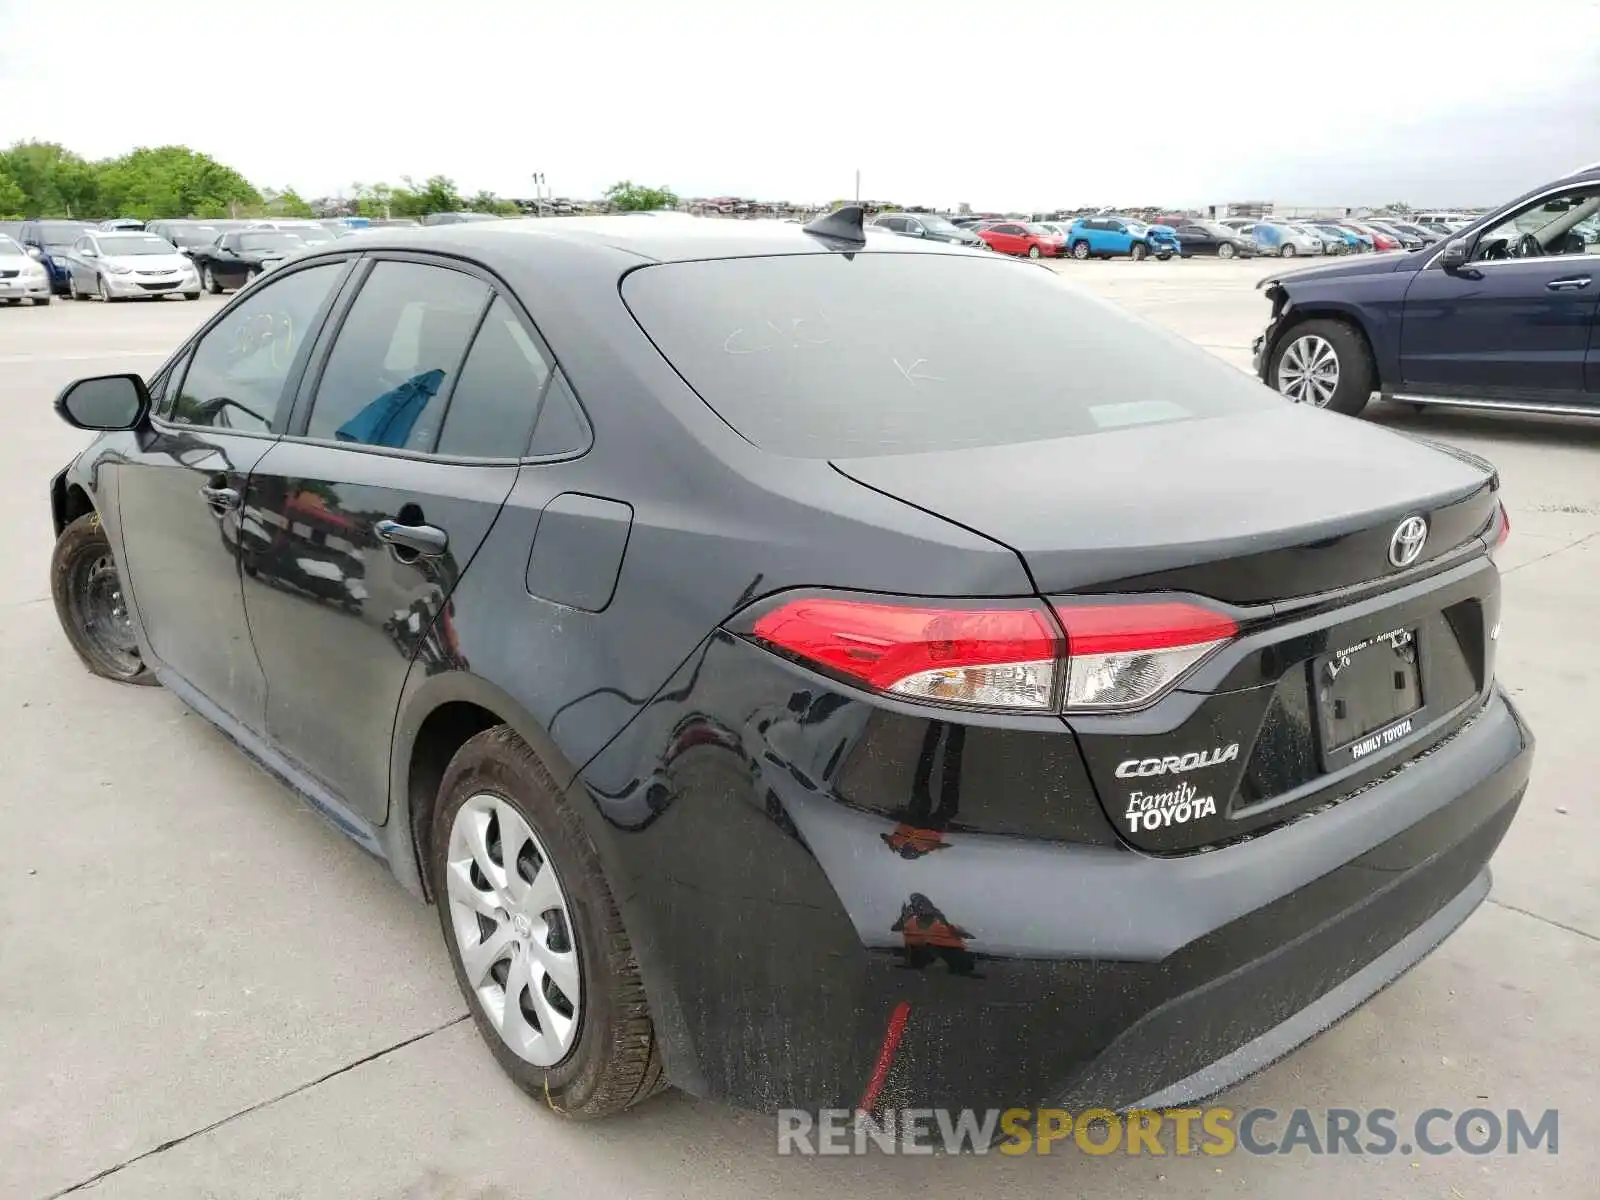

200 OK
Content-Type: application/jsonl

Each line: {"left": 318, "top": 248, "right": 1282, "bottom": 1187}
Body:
{"left": 1388, "top": 516, "right": 1429, "bottom": 568}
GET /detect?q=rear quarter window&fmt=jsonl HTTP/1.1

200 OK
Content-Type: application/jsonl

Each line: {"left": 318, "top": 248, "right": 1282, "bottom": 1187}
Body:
{"left": 621, "top": 252, "right": 1274, "bottom": 458}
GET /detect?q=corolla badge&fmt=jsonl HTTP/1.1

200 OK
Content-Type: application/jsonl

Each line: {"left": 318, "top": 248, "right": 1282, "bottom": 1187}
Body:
{"left": 1388, "top": 516, "right": 1428, "bottom": 568}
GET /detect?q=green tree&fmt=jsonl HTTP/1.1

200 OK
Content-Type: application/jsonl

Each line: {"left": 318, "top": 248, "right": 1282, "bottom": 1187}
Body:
{"left": 465, "top": 189, "right": 518, "bottom": 215}
{"left": 393, "top": 174, "right": 463, "bottom": 217}
{"left": 81, "top": 145, "right": 259, "bottom": 219}
{"left": 270, "top": 187, "right": 315, "bottom": 217}
{"left": 0, "top": 141, "right": 100, "bottom": 216}
{"left": 0, "top": 169, "right": 25, "bottom": 217}
{"left": 604, "top": 181, "right": 679, "bottom": 212}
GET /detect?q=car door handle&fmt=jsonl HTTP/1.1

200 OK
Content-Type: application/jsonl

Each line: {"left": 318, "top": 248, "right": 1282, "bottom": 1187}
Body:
{"left": 198, "top": 484, "right": 240, "bottom": 511}
{"left": 375, "top": 519, "right": 448, "bottom": 557}
{"left": 1546, "top": 276, "right": 1592, "bottom": 291}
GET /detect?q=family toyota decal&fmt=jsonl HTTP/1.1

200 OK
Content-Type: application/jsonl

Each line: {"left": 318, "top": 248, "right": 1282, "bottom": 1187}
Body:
{"left": 1123, "top": 780, "right": 1218, "bottom": 832}
{"left": 775, "top": 1106, "right": 1560, "bottom": 1157}
{"left": 1114, "top": 743, "right": 1240, "bottom": 779}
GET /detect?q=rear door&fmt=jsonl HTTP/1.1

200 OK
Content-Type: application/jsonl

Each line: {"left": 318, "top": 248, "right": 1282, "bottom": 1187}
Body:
{"left": 240, "top": 254, "right": 555, "bottom": 821}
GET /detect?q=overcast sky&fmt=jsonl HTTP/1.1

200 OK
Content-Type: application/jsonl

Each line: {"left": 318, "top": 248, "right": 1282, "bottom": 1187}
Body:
{"left": 2, "top": 0, "right": 1598, "bottom": 210}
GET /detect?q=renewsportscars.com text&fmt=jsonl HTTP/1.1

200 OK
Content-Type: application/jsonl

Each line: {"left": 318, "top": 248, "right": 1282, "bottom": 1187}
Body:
{"left": 776, "top": 1106, "right": 1560, "bottom": 1156}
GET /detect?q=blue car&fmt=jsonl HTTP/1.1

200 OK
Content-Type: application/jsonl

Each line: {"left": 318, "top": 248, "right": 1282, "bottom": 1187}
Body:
{"left": 1066, "top": 215, "right": 1177, "bottom": 261}
{"left": 1253, "top": 160, "right": 1600, "bottom": 417}
{"left": 19, "top": 219, "right": 94, "bottom": 295}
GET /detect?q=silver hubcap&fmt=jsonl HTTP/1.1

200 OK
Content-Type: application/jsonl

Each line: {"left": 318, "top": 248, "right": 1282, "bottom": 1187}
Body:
{"left": 1278, "top": 334, "right": 1340, "bottom": 406}
{"left": 446, "top": 794, "right": 581, "bottom": 1067}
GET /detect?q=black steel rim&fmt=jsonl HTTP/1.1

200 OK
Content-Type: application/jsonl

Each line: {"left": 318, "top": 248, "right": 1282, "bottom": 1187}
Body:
{"left": 70, "top": 548, "right": 142, "bottom": 676}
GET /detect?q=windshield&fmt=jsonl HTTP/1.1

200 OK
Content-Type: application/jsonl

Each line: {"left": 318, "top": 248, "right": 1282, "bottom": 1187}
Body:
{"left": 240, "top": 232, "right": 307, "bottom": 251}
{"left": 1024, "top": 224, "right": 1056, "bottom": 236}
{"left": 39, "top": 221, "right": 89, "bottom": 247}
{"left": 99, "top": 234, "right": 178, "bottom": 256}
{"left": 621, "top": 254, "right": 1271, "bottom": 459}
{"left": 171, "top": 226, "right": 219, "bottom": 247}
{"left": 1196, "top": 222, "right": 1233, "bottom": 236}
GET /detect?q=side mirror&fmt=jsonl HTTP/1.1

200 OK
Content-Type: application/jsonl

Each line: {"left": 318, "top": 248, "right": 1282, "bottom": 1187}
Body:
{"left": 55, "top": 374, "right": 150, "bottom": 432}
{"left": 26, "top": 245, "right": 43, "bottom": 259}
{"left": 81, "top": 247, "right": 98, "bottom": 258}
{"left": 1438, "top": 237, "right": 1470, "bottom": 270}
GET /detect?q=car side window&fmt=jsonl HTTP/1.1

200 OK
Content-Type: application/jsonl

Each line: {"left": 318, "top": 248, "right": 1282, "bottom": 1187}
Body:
{"left": 305, "top": 260, "right": 490, "bottom": 449}
{"left": 170, "top": 262, "right": 346, "bottom": 433}
{"left": 1476, "top": 188, "right": 1600, "bottom": 261}
{"left": 527, "top": 370, "right": 590, "bottom": 458}
{"left": 434, "top": 296, "right": 554, "bottom": 458}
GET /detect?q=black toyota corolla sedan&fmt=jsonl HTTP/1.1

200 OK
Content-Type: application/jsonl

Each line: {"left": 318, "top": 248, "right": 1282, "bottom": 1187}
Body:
{"left": 46, "top": 210, "right": 1532, "bottom": 1121}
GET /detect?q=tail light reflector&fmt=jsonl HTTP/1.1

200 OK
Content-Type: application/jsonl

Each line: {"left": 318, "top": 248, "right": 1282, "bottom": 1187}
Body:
{"left": 745, "top": 593, "right": 1238, "bottom": 713}
{"left": 1488, "top": 501, "right": 1510, "bottom": 558}
{"left": 1053, "top": 601, "right": 1237, "bottom": 711}
{"left": 750, "top": 597, "right": 1059, "bottom": 710}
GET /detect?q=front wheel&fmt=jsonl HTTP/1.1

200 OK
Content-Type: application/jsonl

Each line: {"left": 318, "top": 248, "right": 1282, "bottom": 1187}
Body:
{"left": 1267, "top": 318, "right": 1374, "bottom": 417}
{"left": 50, "top": 512, "right": 158, "bottom": 685}
{"left": 1156, "top": 251, "right": 1172, "bottom": 261}
{"left": 33, "top": 294, "right": 51, "bottom": 305}
{"left": 183, "top": 291, "right": 200, "bottom": 300}
{"left": 1280, "top": 244, "right": 1296, "bottom": 258}
{"left": 1217, "top": 242, "right": 1237, "bottom": 260}
{"left": 431, "top": 726, "right": 666, "bottom": 1119}
{"left": 1129, "top": 242, "right": 1148, "bottom": 262}
{"left": 203, "top": 264, "right": 222, "bottom": 294}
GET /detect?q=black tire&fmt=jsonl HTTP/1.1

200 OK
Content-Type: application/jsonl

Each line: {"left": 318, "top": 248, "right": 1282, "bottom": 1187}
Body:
{"left": 1280, "top": 243, "right": 1296, "bottom": 258}
{"left": 1071, "top": 240, "right": 1090, "bottom": 260}
{"left": 1129, "top": 242, "right": 1148, "bottom": 262}
{"left": 203, "top": 264, "right": 222, "bottom": 294}
{"left": 1267, "top": 318, "right": 1375, "bottom": 417}
{"left": 50, "top": 512, "right": 158, "bottom": 685}
{"left": 1027, "top": 245, "right": 1041, "bottom": 259}
{"left": 1217, "top": 242, "right": 1236, "bottom": 260}
{"left": 431, "top": 726, "right": 667, "bottom": 1119}
{"left": 1156, "top": 251, "right": 1172, "bottom": 261}
{"left": 33, "top": 294, "right": 52, "bottom": 306}
{"left": 183, "top": 291, "right": 200, "bottom": 300}
{"left": 1, "top": 298, "right": 17, "bottom": 306}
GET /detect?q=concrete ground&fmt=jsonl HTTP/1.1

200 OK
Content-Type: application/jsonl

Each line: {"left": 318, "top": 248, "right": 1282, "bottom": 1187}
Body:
{"left": 1, "top": 261, "right": 1593, "bottom": 1198}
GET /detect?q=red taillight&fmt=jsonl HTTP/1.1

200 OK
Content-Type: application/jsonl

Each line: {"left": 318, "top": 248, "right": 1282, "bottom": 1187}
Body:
{"left": 1489, "top": 501, "right": 1511, "bottom": 557}
{"left": 750, "top": 597, "right": 1060, "bottom": 710}
{"left": 1054, "top": 601, "right": 1237, "bottom": 711}
{"left": 745, "top": 593, "right": 1237, "bottom": 713}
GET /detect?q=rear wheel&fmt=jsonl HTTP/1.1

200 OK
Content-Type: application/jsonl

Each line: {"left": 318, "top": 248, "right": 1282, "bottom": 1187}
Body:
{"left": 183, "top": 291, "right": 200, "bottom": 300}
{"left": 431, "top": 726, "right": 666, "bottom": 1119}
{"left": 1071, "top": 240, "right": 1090, "bottom": 260}
{"left": 1027, "top": 245, "right": 1041, "bottom": 259}
{"left": 50, "top": 512, "right": 157, "bottom": 685}
{"left": 1268, "top": 318, "right": 1374, "bottom": 417}
{"left": 33, "top": 295, "right": 51, "bottom": 305}
{"left": 1129, "top": 242, "right": 1148, "bottom": 262}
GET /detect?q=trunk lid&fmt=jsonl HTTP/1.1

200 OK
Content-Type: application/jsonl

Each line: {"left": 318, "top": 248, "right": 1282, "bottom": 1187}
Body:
{"left": 832, "top": 406, "right": 1497, "bottom": 604}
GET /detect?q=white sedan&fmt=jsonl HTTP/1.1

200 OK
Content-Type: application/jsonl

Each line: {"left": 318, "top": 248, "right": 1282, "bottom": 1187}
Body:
{"left": 65, "top": 231, "right": 202, "bottom": 302}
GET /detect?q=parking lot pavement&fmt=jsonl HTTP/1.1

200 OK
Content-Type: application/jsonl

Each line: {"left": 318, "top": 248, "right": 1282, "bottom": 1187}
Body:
{"left": 2, "top": 266, "right": 1594, "bottom": 1199}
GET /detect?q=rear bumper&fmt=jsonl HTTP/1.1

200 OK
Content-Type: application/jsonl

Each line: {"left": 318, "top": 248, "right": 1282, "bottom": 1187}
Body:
{"left": 580, "top": 631, "right": 1533, "bottom": 1113}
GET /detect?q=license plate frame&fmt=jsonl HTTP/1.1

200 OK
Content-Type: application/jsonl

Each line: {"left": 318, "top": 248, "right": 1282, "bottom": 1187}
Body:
{"left": 1313, "top": 626, "right": 1423, "bottom": 770}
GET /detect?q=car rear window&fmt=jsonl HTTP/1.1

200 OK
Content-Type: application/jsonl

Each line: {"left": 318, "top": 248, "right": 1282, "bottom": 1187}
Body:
{"left": 621, "top": 252, "right": 1273, "bottom": 458}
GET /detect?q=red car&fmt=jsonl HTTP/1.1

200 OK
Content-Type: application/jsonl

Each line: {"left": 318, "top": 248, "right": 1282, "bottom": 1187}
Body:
{"left": 975, "top": 220, "right": 1064, "bottom": 258}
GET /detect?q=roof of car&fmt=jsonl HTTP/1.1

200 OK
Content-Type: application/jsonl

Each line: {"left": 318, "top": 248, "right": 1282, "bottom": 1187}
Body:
{"left": 321, "top": 215, "right": 981, "bottom": 265}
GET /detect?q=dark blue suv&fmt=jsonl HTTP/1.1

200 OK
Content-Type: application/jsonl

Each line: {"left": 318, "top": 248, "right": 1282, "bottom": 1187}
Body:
{"left": 1254, "top": 162, "right": 1600, "bottom": 416}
